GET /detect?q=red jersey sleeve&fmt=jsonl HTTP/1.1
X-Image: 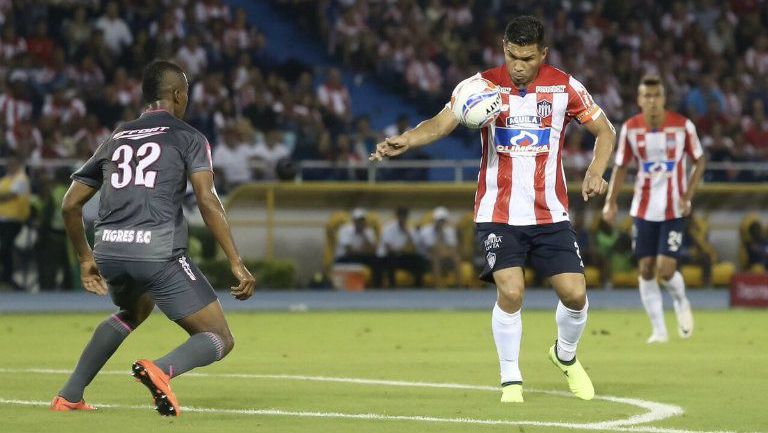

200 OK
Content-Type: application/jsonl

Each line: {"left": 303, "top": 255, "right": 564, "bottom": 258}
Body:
{"left": 566, "top": 76, "right": 603, "bottom": 124}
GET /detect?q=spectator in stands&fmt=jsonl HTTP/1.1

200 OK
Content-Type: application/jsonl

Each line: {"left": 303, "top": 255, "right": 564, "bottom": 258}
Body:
{"left": 335, "top": 208, "right": 382, "bottom": 287}
{"left": 95, "top": 1, "right": 133, "bottom": 56}
{"left": 253, "top": 129, "right": 290, "bottom": 180}
{"left": 176, "top": 34, "right": 208, "bottom": 80}
{"left": 378, "top": 207, "right": 426, "bottom": 288}
{"left": 352, "top": 115, "right": 380, "bottom": 161}
{"left": 212, "top": 124, "right": 256, "bottom": 192}
{"left": 0, "top": 155, "right": 30, "bottom": 291}
{"left": 0, "top": 24, "right": 26, "bottom": 62}
{"left": 744, "top": 100, "right": 768, "bottom": 160}
{"left": 33, "top": 171, "right": 71, "bottom": 291}
{"left": 26, "top": 21, "right": 54, "bottom": 65}
{"left": 745, "top": 221, "right": 768, "bottom": 270}
{"left": 418, "top": 207, "right": 461, "bottom": 288}
{"left": 383, "top": 113, "right": 410, "bottom": 138}
{"left": 0, "top": 78, "right": 32, "bottom": 133}
{"left": 317, "top": 68, "right": 352, "bottom": 132}
{"left": 63, "top": 6, "right": 91, "bottom": 56}
{"left": 680, "top": 214, "right": 717, "bottom": 287}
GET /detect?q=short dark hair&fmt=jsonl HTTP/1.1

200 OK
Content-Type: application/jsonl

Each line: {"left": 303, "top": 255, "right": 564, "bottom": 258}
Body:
{"left": 504, "top": 16, "right": 545, "bottom": 48}
{"left": 640, "top": 74, "right": 663, "bottom": 87}
{"left": 141, "top": 60, "right": 185, "bottom": 104}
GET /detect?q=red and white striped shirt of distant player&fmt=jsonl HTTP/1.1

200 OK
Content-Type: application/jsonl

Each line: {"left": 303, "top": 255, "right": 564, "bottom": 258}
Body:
{"left": 466, "top": 64, "right": 604, "bottom": 226}
{"left": 615, "top": 112, "right": 703, "bottom": 222}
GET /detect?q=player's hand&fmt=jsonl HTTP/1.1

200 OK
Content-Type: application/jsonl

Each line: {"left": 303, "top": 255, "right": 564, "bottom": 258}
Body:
{"left": 582, "top": 170, "right": 608, "bottom": 202}
{"left": 80, "top": 259, "right": 108, "bottom": 296}
{"left": 602, "top": 202, "right": 618, "bottom": 225}
{"left": 369, "top": 136, "right": 410, "bottom": 161}
{"left": 679, "top": 198, "right": 692, "bottom": 216}
{"left": 230, "top": 262, "right": 256, "bottom": 301}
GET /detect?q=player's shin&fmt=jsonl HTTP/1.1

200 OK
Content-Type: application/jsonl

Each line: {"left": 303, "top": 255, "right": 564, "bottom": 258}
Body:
{"left": 154, "top": 331, "right": 227, "bottom": 378}
{"left": 555, "top": 298, "right": 588, "bottom": 363}
{"left": 638, "top": 277, "right": 668, "bottom": 339}
{"left": 491, "top": 303, "right": 523, "bottom": 386}
{"left": 58, "top": 314, "right": 133, "bottom": 402}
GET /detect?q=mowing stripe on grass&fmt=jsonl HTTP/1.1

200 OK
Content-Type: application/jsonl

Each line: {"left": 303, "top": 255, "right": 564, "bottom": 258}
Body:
{"left": 0, "top": 398, "right": 751, "bottom": 433}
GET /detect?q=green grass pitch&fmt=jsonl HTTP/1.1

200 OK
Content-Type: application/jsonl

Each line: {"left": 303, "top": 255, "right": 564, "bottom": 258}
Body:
{"left": 0, "top": 310, "right": 765, "bottom": 433}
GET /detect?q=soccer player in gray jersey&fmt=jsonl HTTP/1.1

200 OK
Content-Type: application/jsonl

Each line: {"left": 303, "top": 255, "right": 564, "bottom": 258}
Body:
{"left": 50, "top": 60, "right": 256, "bottom": 417}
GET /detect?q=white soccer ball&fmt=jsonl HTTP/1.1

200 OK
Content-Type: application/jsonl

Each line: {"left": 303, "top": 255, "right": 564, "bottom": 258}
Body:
{"left": 450, "top": 77, "right": 502, "bottom": 129}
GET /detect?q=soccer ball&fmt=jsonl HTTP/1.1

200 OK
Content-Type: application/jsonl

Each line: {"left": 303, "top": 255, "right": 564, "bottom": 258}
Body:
{"left": 450, "top": 77, "right": 502, "bottom": 129}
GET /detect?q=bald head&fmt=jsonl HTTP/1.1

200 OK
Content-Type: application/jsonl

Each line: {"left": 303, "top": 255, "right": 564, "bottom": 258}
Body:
{"left": 142, "top": 60, "right": 189, "bottom": 118}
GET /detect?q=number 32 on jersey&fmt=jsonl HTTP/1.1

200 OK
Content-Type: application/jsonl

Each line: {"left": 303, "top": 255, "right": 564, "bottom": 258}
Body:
{"left": 110, "top": 142, "right": 161, "bottom": 188}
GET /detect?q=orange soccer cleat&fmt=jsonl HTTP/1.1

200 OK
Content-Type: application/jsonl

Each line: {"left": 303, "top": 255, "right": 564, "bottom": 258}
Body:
{"left": 50, "top": 396, "right": 97, "bottom": 412}
{"left": 132, "top": 359, "right": 180, "bottom": 417}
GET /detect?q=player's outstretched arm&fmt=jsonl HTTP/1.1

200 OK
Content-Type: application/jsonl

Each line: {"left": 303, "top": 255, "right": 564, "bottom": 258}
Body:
{"left": 190, "top": 171, "right": 256, "bottom": 300}
{"left": 602, "top": 165, "right": 628, "bottom": 225}
{"left": 581, "top": 112, "right": 616, "bottom": 201}
{"left": 369, "top": 107, "right": 459, "bottom": 161}
{"left": 62, "top": 181, "right": 108, "bottom": 295}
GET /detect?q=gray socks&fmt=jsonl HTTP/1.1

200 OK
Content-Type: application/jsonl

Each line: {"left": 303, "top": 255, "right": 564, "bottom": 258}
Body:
{"left": 154, "top": 332, "right": 225, "bottom": 378}
{"left": 59, "top": 314, "right": 132, "bottom": 402}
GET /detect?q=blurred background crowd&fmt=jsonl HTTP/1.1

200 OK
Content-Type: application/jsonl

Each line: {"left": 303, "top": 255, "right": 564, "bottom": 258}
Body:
{"left": 0, "top": 0, "right": 767, "bottom": 291}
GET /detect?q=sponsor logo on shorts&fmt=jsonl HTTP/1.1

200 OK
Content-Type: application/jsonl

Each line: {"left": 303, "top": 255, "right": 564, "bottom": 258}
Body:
{"left": 484, "top": 233, "right": 503, "bottom": 251}
{"left": 486, "top": 252, "right": 496, "bottom": 268}
{"left": 178, "top": 256, "right": 197, "bottom": 281}
{"left": 101, "top": 229, "right": 152, "bottom": 244}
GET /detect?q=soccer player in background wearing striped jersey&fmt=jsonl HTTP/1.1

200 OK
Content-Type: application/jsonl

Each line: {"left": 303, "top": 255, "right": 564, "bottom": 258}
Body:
{"left": 371, "top": 16, "right": 616, "bottom": 403}
{"left": 603, "top": 75, "right": 705, "bottom": 344}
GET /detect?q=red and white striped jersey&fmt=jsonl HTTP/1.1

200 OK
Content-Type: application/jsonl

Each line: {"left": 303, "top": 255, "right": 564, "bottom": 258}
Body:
{"left": 616, "top": 112, "right": 703, "bottom": 222}
{"left": 469, "top": 64, "right": 603, "bottom": 226}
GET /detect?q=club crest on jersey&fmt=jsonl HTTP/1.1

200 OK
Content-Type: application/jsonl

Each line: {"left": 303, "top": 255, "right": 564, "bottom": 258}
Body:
{"left": 486, "top": 252, "right": 496, "bottom": 268}
{"left": 494, "top": 127, "right": 551, "bottom": 156}
{"left": 537, "top": 100, "right": 552, "bottom": 118}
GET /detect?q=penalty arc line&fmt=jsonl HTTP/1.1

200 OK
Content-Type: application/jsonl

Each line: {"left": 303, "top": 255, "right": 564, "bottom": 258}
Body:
{"left": 0, "top": 368, "right": 750, "bottom": 433}
{"left": 0, "top": 398, "right": 751, "bottom": 433}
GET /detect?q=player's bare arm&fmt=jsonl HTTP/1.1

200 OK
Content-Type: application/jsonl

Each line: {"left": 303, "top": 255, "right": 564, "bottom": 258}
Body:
{"left": 369, "top": 107, "right": 459, "bottom": 161}
{"left": 581, "top": 112, "right": 616, "bottom": 202}
{"left": 680, "top": 156, "right": 706, "bottom": 216}
{"left": 61, "top": 181, "right": 108, "bottom": 296}
{"left": 602, "top": 164, "right": 628, "bottom": 225}
{"left": 190, "top": 171, "right": 256, "bottom": 300}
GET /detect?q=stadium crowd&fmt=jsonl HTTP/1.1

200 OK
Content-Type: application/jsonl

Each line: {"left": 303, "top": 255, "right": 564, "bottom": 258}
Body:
{"left": 280, "top": 0, "right": 768, "bottom": 181}
{"left": 0, "top": 0, "right": 767, "bottom": 291}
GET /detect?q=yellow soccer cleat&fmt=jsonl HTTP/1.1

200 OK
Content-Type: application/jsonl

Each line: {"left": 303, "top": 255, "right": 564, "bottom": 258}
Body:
{"left": 500, "top": 383, "right": 524, "bottom": 403}
{"left": 548, "top": 344, "right": 594, "bottom": 400}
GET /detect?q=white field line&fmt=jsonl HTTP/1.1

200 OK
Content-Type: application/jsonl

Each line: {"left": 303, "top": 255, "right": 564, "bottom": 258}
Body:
{"left": 0, "top": 368, "right": 754, "bottom": 433}
{"left": 0, "top": 398, "right": 752, "bottom": 433}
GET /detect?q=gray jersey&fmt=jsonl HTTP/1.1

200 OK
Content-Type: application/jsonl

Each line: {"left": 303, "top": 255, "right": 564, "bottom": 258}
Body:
{"left": 72, "top": 110, "right": 212, "bottom": 261}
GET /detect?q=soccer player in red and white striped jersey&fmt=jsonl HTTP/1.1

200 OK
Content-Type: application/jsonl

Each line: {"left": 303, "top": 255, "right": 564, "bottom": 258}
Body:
{"left": 603, "top": 75, "right": 706, "bottom": 344}
{"left": 371, "top": 16, "right": 616, "bottom": 403}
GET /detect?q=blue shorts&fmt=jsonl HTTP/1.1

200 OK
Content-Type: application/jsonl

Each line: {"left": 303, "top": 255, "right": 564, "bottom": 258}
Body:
{"left": 632, "top": 217, "right": 686, "bottom": 260}
{"left": 475, "top": 221, "right": 584, "bottom": 283}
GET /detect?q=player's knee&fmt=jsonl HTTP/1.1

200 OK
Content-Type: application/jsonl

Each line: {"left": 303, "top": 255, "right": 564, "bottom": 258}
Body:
{"left": 559, "top": 289, "right": 587, "bottom": 310}
{"left": 496, "top": 279, "right": 524, "bottom": 307}
{"left": 220, "top": 331, "right": 235, "bottom": 357}
{"left": 656, "top": 266, "right": 675, "bottom": 282}
{"left": 639, "top": 263, "right": 655, "bottom": 280}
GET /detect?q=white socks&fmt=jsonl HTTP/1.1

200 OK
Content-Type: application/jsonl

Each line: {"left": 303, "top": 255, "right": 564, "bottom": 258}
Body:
{"left": 555, "top": 299, "right": 589, "bottom": 362}
{"left": 492, "top": 303, "right": 522, "bottom": 384}
{"left": 659, "top": 271, "right": 688, "bottom": 316}
{"left": 639, "top": 277, "right": 667, "bottom": 337}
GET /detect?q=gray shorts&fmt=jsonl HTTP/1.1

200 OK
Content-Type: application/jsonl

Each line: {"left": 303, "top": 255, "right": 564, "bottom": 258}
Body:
{"left": 97, "top": 254, "right": 218, "bottom": 321}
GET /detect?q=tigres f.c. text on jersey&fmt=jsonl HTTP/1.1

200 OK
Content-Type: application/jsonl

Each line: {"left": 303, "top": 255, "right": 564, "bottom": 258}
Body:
{"left": 71, "top": 110, "right": 213, "bottom": 261}
{"left": 462, "top": 64, "right": 603, "bottom": 226}
{"left": 616, "top": 112, "right": 703, "bottom": 222}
